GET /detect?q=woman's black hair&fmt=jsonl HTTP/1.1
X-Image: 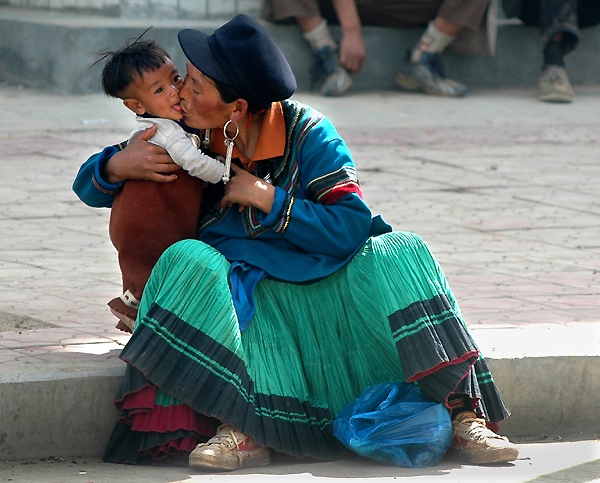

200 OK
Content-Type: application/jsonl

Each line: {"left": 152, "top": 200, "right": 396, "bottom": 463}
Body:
{"left": 211, "top": 76, "right": 263, "bottom": 114}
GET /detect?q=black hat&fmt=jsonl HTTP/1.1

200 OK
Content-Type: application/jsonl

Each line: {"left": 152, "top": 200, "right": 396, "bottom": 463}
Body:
{"left": 178, "top": 14, "right": 296, "bottom": 111}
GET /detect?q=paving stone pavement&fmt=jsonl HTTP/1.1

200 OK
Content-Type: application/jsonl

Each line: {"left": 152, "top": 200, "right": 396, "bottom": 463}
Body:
{"left": 0, "top": 84, "right": 599, "bottom": 480}
{"left": 2, "top": 85, "right": 598, "bottom": 358}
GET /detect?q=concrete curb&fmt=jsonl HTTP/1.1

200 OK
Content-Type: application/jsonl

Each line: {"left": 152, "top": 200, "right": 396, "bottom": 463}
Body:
{"left": 2, "top": 328, "right": 598, "bottom": 460}
{"left": 1, "top": 7, "right": 600, "bottom": 94}
{"left": 0, "top": 362, "right": 123, "bottom": 460}
{"left": 487, "top": 356, "right": 600, "bottom": 439}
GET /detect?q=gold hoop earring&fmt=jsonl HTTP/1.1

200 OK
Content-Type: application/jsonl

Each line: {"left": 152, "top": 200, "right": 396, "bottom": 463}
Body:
{"left": 222, "top": 120, "right": 239, "bottom": 184}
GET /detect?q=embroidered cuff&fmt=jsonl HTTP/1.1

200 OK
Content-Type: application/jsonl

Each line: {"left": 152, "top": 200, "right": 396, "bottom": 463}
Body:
{"left": 92, "top": 145, "right": 126, "bottom": 194}
{"left": 273, "top": 192, "right": 295, "bottom": 233}
{"left": 306, "top": 165, "right": 362, "bottom": 204}
{"left": 260, "top": 186, "right": 286, "bottom": 228}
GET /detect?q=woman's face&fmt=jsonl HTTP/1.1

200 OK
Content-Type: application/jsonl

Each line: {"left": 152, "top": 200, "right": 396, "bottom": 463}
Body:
{"left": 179, "top": 62, "right": 233, "bottom": 130}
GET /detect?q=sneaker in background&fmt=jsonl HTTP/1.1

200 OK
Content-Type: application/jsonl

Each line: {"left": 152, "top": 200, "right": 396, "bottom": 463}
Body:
{"left": 537, "top": 65, "right": 574, "bottom": 103}
{"left": 395, "top": 51, "right": 468, "bottom": 98}
{"left": 309, "top": 45, "right": 353, "bottom": 97}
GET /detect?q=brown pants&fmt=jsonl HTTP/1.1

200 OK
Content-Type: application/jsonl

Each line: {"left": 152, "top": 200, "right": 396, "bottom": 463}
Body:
{"left": 107, "top": 171, "right": 204, "bottom": 320}
{"left": 261, "top": 0, "right": 489, "bottom": 30}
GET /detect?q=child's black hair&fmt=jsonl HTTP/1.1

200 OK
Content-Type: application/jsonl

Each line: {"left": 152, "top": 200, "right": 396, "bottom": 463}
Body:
{"left": 97, "top": 37, "right": 171, "bottom": 98}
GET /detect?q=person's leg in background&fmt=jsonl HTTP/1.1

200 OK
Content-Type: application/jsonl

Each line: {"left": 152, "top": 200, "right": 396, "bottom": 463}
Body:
{"left": 319, "top": 0, "right": 490, "bottom": 98}
{"left": 299, "top": 10, "right": 357, "bottom": 96}
{"left": 537, "top": 0, "right": 600, "bottom": 102}
{"left": 394, "top": 14, "right": 468, "bottom": 97}
{"left": 391, "top": 0, "right": 489, "bottom": 97}
{"left": 260, "top": 0, "right": 355, "bottom": 96}
{"left": 261, "top": 0, "right": 488, "bottom": 98}
{"left": 520, "top": 0, "right": 580, "bottom": 102}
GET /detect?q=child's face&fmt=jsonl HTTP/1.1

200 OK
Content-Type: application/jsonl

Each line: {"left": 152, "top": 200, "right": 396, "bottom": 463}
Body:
{"left": 123, "top": 58, "right": 184, "bottom": 120}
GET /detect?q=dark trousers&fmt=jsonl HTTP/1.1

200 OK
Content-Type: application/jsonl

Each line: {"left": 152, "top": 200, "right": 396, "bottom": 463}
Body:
{"left": 518, "top": 0, "right": 600, "bottom": 52}
{"left": 262, "top": 0, "right": 489, "bottom": 30}
{"left": 108, "top": 171, "right": 203, "bottom": 320}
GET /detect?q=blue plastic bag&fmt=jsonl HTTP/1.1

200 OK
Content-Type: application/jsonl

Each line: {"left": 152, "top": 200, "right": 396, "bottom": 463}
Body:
{"left": 333, "top": 382, "right": 453, "bottom": 468}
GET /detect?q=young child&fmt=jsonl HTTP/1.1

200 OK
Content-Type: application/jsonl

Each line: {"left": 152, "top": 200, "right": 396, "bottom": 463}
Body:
{"left": 97, "top": 38, "right": 225, "bottom": 333}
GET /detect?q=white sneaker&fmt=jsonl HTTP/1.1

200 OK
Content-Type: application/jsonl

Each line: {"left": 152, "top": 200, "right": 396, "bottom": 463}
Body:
{"left": 538, "top": 65, "right": 574, "bottom": 103}
{"left": 189, "top": 424, "right": 271, "bottom": 471}
{"left": 309, "top": 46, "right": 353, "bottom": 97}
{"left": 321, "top": 65, "right": 353, "bottom": 97}
{"left": 450, "top": 411, "right": 519, "bottom": 464}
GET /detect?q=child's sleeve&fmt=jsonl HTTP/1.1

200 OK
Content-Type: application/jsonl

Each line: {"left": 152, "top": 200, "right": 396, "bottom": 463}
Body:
{"left": 163, "top": 128, "right": 226, "bottom": 184}
{"left": 134, "top": 118, "right": 226, "bottom": 184}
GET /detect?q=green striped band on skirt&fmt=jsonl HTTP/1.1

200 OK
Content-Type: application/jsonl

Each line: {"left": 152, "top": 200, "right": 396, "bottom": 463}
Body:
{"left": 107, "top": 231, "right": 510, "bottom": 462}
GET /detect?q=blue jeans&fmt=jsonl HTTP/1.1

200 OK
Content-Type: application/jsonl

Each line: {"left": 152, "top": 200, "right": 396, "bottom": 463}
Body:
{"left": 519, "top": 0, "right": 600, "bottom": 53}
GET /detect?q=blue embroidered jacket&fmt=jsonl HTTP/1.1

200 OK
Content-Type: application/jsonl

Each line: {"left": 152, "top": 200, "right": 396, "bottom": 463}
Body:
{"left": 72, "top": 100, "right": 391, "bottom": 314}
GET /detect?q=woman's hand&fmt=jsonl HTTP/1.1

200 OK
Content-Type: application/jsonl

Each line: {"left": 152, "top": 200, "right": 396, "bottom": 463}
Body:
{"left": 222, "top": 164, "right": 275, "bottom": 213}
{"left": 102, "top": 125, "right": 180, "bottom": 184}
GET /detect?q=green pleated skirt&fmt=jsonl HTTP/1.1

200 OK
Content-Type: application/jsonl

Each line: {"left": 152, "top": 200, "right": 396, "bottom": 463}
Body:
{"left": 104, "top": 231, "right": 509, "bottom": 464}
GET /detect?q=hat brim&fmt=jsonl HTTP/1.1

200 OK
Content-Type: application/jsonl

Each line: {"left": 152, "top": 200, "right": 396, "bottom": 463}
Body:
{"left": 178, "top": 16, "right": 296, "bottom": 110}
{"left": 178, "top": 29, "right": 230, "bottom": 86}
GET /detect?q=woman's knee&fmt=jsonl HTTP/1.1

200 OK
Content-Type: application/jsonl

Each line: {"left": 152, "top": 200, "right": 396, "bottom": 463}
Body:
{"left": 160, "top": 239, "right": 226, "bottom": 270}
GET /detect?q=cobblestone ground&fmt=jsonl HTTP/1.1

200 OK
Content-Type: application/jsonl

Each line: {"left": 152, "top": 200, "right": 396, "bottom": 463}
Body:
{"left": 1, "top": 85, "right": 599, "bottom": 362}
{"left": 1, "top": 84, "right": 599, "bottom": 482}
{"left": 343, "top": 111, "right": 600, "bottom": 331}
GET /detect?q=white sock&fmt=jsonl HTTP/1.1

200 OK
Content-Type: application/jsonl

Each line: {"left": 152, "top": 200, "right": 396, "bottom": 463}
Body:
{"left": 411, "top": 21, "right": 455, "bottom": 63}
{"left": 303, "top": 19, "right": 337, "bottom": 52}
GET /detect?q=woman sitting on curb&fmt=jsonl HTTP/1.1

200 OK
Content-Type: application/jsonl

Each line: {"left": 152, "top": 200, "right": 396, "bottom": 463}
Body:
{"left": 73, "top": 14, "right": 518, "bottom": 469}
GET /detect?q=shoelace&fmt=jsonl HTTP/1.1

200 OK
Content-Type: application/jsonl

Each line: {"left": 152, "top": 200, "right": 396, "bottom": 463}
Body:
{"left": 406, "top": 50, "right": 447, "bottom": 79}
{"left": 207, "top": 425, "right": 244, "bottom": 449}
{"left": 458, "top": 417, "right": 505, "bottom": 441}
{"left": 543, "top": 66, "right": 565, "bottom": 83}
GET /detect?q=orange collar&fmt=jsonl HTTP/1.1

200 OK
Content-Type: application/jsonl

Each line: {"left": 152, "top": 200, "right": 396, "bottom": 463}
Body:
{"left": 210, "top": 102, "right": 285, "bottom": 172}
